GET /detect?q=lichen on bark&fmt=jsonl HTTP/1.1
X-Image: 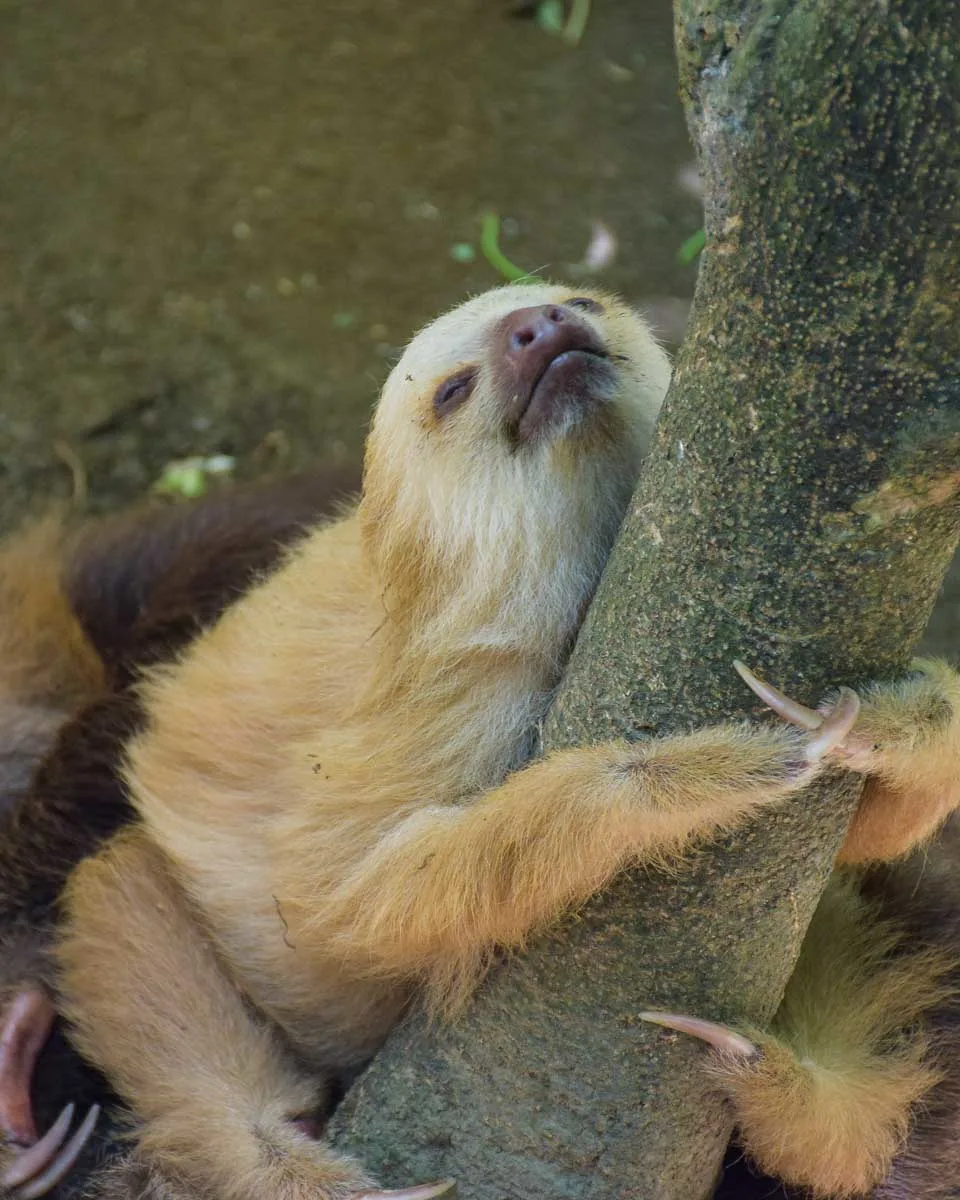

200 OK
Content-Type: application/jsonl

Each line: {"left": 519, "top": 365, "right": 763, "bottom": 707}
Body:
{"left": 330, "top": 2, "right": 960, "bottom": 1196}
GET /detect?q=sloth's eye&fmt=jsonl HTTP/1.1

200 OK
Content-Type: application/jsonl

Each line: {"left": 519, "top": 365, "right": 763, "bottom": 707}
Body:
{"left": 565, "top": 297, "right": 604, "bottom": 314}
{"left": 432, "top": 368, "right": 477, "bottom": 418}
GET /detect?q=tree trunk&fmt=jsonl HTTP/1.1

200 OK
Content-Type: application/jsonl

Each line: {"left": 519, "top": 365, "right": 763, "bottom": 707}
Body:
{"left": 329, "top": 2, "right": 960, "bottom": 1196}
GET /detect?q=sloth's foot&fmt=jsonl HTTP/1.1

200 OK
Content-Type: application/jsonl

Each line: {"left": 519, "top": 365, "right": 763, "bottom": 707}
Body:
{"left": 1, "top": 1101, "right": 100, "bottom": 1200}
{"left": 638, "top": 1006, "right": 933, "bottom": 1198}
{"left": 639, "top": 868, "right": 949, "bottom": 1198}
{"left": 1, "top": 991, "right": 100, "bottom": 1198}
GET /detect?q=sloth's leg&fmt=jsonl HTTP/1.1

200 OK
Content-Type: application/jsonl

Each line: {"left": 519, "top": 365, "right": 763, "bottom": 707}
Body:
{"left": 56, "top": 829, "right": 452, "bottom": 1200}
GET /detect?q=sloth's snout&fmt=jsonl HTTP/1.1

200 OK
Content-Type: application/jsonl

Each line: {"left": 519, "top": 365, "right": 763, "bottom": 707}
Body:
{"left": 494, "top": 304, "right": 611, "bottom": 443}
{"left": 499, "top": 305, "right": 592, "bottom": 388}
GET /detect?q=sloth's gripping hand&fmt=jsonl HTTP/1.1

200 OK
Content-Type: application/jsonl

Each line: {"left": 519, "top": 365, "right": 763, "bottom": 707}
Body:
{"left": 736, "top": 658, "right": 960, "bottom": 863}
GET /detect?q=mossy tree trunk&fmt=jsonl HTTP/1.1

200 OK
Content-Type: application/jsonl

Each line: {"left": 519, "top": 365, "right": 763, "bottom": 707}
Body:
{"left": 329, "top": 2, "right": 960, "bottom": 1196}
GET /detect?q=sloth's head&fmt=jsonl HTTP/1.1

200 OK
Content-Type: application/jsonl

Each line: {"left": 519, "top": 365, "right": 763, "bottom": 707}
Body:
{"left": 360, "top": 283, "right": 670, "bottom": 656}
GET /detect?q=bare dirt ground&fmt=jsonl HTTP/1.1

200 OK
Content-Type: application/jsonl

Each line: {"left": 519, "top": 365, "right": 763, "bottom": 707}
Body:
{"left": 0, "top": 0, "right": 698, "bottom": 522}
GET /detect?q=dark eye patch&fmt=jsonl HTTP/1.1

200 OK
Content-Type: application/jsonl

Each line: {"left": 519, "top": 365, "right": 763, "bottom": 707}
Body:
{"left": 432, "top": 367, "right": 478, "bottom": 418}
{"left": 565, "top": 296, "right": 604, "bottom": 314}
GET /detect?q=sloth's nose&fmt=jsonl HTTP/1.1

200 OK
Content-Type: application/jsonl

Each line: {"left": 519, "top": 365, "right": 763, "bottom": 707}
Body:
{"left": 501, "top": 305, "right": 572, "bottom": 362}
{"left": 492, "top": 303, "right": 608, "bottom": 441}
{"left": 497, "top": 303, "right": 600, "bottom": 400}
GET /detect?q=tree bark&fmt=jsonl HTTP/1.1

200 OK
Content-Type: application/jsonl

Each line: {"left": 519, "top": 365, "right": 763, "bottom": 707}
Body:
{"left": 330, "top": 2, "right": 960, "bottom": 1196}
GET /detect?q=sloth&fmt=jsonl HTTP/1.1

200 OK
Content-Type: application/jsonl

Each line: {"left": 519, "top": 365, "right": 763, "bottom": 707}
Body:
{"left": 0, "top": 470, "right": 360, "bottom": 1198}
{"left": 0, "top": 283, "right": 958, "bottom": 1200}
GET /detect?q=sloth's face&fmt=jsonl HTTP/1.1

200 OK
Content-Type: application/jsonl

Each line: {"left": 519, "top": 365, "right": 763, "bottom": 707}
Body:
{"left": 375, "top": 283, "right": 669, "bottom": 459}
{"left": 361, "top": 284, "right": 671, "bottom": 628}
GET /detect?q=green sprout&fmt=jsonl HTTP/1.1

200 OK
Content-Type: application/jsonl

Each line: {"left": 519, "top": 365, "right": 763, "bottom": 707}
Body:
{"left": 534, "top": 0, "right": 591, "bottom": 44}
{"left": 154, "top": 454, "right": 236, "bottom": 500}
{"left": 677, "top": 227, "right": 706, "bottom": 265}
{"left": 480, "top": 213, "right": 537, "bottom": 282}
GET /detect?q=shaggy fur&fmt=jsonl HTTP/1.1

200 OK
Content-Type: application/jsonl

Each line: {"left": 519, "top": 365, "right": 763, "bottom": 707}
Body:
{"left": 685, "top": 660, "right": 960, "bottom": 1198}
{"left": 0, "top": 469, "right": 359, "bottom": 1196}
{"left": 715, "top": 818, "right": 960, "bottom": 1200}
{"left": 28, "top": 283, "right": 960, "bottom": 1200}
{"left": 867, "top": 824, "right": 960, "bottom": 1200}
{"left": 1, "top": 470, "right": 361, "bottom": 965}
{"left": 0, "top": 523, "right": 105, "bottom": 817}
{"left": 710, "top": 873, "right": 949, "bottom": 1197}
{"left": 0, "top": 469, "right": 360, "bottom": 824}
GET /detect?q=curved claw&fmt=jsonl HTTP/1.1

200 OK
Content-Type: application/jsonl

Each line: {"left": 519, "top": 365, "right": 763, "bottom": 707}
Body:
{"left": 733, "top": 661, "right": 861, "bottom": 761}
{"left": 639, "top": 1011, "right": 759, "bottom": 1060}
{"left": 804, "top": 688, "right": 859, "bottom": 761}
{"left": 733, "top": 661, "right": 822, "bottom": 731}
{"left": 0, "top": 991, "right": 56, "bottom": 1147}
{"left": 13, "top": 1104, "right": 100, "bottom": 1200}
{"left": 359, "top": 1182, "right": 457, "bottom": 1200}
{"left": 2, "top": 1103, "right": 100, "bottom": 1200}
{"left": 2, "top": 1105, "right": 75, "bottom": 1188}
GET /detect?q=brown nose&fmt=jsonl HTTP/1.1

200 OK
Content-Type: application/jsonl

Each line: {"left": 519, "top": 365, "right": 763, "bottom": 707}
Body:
{"left": 501, "top": 305, "right": 579, "bottom": 365}
{"left": 494, "top": 304, "right": 606, "bottom": 432}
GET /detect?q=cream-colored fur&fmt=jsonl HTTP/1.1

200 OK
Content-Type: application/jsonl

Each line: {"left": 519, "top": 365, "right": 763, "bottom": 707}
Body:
{"left": 836, "top": 659, "right": 960, "bottom": 863}
{"left": 709, "top": 872, "right": 951, "bottom": 1197}
{"left": 46, "top": 284, "right": 960, "bottom": 1199}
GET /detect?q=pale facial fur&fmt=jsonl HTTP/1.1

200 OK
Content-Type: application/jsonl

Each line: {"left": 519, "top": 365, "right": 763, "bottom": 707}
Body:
{"left": 360, "top": 283, "right": 671, "bottom": 665}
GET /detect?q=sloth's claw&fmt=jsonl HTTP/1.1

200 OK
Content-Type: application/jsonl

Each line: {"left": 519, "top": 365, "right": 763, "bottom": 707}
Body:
{"left": 733, "top": 661, "right": 821, "bottom": 730}
{"left": 0, "top": 991, "right": 56, "bottom": 1148}
{"left": 804, "top": 688, "right": 860, "bottom": 761}
{"left": 639, "top": 1011, "right": 759, "bottom": 1059}
{"left": 733, "top": 661, "right": 861, "bottom": 761}
{"left": 359, "top": 1182, "right": 457, "bottom": 1199}
{"left": 3, "top": 1103, "right": 100, "bottom": 1200}
{"left": 3, "top": 1105, "right": 75, "bottom": 1189}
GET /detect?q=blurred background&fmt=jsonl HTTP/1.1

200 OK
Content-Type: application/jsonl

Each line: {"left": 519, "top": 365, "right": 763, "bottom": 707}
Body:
{"left": 2, "top": 0, "right": 955, "bottom": 655}
{"left": 0, "top": 0, "right": 699, "bottom": 525}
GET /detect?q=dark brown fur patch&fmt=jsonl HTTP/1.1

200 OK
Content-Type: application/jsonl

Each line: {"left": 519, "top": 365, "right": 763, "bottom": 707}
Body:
{"left": 0, "top": 467, "right": 360, "bottom": 1200}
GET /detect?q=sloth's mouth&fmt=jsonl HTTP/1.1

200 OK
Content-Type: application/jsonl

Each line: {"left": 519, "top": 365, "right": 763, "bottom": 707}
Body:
{"left": 516, "top": 347, "right": 617, "bottom": 445}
